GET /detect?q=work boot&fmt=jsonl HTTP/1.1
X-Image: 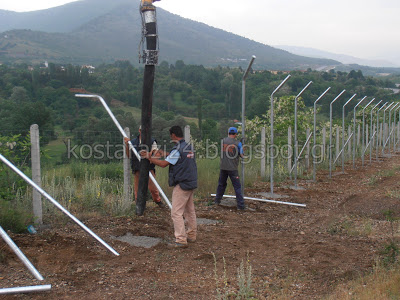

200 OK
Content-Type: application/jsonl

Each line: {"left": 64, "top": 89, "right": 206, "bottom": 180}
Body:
{"left": 155, "top": 201, "right": 166, "bottom": 208}
{"left": 167, "top": 242, "right": 188, "bottom": 248}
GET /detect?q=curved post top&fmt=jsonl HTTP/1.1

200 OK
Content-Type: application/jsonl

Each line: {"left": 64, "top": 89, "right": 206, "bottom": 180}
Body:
{"left": 295, "top": 81, "right": 313, "bottom": 100}
{"left": 378, "top": 101, "right": 388, "bottom": 112}
{"left": 371, "top": 100, "right": 383, "bottom": 112}
{"left": 314, "top": 87, "right": 331, "bottom": 105}
{"left": 271, "top": 74, "right": 291, "bottom": 96}
{"left": 389, "top": 102, "right": 400, "bottom": 112}
{"left": 343, "top": 93, "right": 357, "bottom": 108}
{"left": 330, "top": 89, "right": 346, "bottom": 107}
{"left": 362, "top": 98, "right": 376, "bottom": 112}
{"left": 242, "top": 56, "right": 256, "bottom": 80}
{"left": 75, "top": 94, "right": 127, "bottom": 139}
{"left": 384, "top": 102, "right": 395, "bottom": 112}
{"left": 354, "top": 96, "right": 368, "bottom": 111}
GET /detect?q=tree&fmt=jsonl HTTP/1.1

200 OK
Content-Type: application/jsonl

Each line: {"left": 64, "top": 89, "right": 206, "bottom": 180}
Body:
{"left": 10, "top": 86, "right": 30, "bottom": 104}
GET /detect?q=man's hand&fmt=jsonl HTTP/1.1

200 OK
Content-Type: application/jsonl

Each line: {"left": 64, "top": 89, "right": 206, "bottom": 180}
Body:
{"left": 124, "top": 137, "right": 131, "bottom": 158}
{"left": 140, "top": 150, "right": 151, "bottom": 160}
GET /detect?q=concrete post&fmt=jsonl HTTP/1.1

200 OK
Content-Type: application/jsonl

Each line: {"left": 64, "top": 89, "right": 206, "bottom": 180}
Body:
{"left": 30, "top": 124, "right": 42, "bottom": 225}
{"left": 348, "top": 126, "right": 352, "bottom": 159}
{"left": 306, "top": 128, "right": 310, "bottom": 169}
{"left": 336, "top": 127, "right": 340, "bottom": 165}
{"left": 322, "top": 127, "right": 326, "bottom": 161}
{"left": 123, "top": 127, "right": 131, "bottom": 212}
{"left": 184, "top": 125, "right": 191, "bottom": 144}
{"left": 287, "top": 126, "right": 292, "bottom": 174}
{"left": 261, "top": 127, "right": 266, "bottom": 178}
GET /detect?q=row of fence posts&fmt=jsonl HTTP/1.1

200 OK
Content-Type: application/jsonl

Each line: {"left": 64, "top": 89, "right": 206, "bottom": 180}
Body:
{"left": 30, "top": 112, "right": 400, "bottom": 222}
{"left": 262, "top": 75, "right": 400, "bottom": 195}
{"left": 30, "top": 124, "right": 193, "bottom": 223}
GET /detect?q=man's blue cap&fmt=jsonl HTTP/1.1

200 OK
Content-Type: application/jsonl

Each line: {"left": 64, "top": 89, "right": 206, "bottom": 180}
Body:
{"left": 228, "top": 127, "right": 238, "bottom": 134}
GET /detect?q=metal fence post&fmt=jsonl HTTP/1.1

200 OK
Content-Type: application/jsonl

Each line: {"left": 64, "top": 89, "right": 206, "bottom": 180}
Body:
{"left": 294, "top": 81, "right": 312, "bottom": 188}
{"left": 270, "top": 75, "right": 291, "bottom": 194}
{"left": 241, "top": 56, "right": 256, "bottom": 196}
{"left": 352, "top": 96, "right": 367, "bottom": 169}
{"left": 329, "top": 90, "right": 346, "bottom": 178}
{"left": 361, "top": 98, "right": 375, "bottom": 166}
{"left": 382, "top": 102, "right": 394, "bottom": 156}
{"left": 376, "top": 102, "right": 388, "bottom": 160}
{"left": 370, "top": 100, "right": 382, "bottom": 163}
{"left": 313, "top": 87, "right": 330, "bottom": 181}
{"left": 342, "top": 94, "right": 357, "bottom": 172}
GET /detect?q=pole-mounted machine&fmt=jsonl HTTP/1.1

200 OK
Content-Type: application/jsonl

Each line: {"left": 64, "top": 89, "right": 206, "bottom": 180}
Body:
{"left": 136, "top": 0, "right": 160, "bottom": 216}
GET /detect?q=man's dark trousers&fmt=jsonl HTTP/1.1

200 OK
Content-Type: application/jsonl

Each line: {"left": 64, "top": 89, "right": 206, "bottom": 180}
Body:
{"left": 215, "top": 170, "right": 245, "bottom": 209}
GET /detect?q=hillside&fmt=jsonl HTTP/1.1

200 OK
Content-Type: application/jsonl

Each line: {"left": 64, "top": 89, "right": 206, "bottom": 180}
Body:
{"left": 0, "top": 0, "right": 339, "bottom": 70}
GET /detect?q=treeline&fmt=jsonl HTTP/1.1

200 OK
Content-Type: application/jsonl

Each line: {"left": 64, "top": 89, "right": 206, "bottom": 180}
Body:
{"left": 0, "top": 60, "right": 398, "bottom": 144}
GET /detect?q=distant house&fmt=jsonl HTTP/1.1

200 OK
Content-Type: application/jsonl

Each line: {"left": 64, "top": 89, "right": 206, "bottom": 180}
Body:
{"left": 269, "top": 70, "right": 290, "bottom": 75}
{"left": 81, "top": 65, "right": 96, "bottom": 74}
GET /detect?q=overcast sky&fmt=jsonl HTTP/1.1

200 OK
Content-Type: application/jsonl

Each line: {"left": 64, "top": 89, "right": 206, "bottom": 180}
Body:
{"left": 1, "top": 0, "right": 400, "bottom": 65}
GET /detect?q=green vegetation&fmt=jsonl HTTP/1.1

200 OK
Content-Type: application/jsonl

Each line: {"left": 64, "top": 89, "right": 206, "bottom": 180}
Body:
{"left": 324, "top": 210, "right": 400, "bottom": 300}
{"left": 0, "top": 61, "right": 399, "bottom": 232}
{"left": 213, "top": 252, "right": 255, "bottom": 299}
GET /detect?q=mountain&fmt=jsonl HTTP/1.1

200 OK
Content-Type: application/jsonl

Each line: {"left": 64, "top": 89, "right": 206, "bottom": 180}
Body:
{"left": 275, "top": 45, "right": 399, "bottom": 68}
{"left": 0, "top": 0, "right": 134, "bottom": 33}
{"left": 0, "top": 0, "right": 340, "bottom": 70}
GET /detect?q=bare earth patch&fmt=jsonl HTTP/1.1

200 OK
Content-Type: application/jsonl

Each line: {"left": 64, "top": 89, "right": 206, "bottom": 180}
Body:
{"left": 2, "top": 155, "right": 400, "bottom": 299}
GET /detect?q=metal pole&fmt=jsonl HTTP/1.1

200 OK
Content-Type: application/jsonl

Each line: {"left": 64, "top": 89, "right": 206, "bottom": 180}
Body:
{"left": 376, "top": 102, "right": 388, "bottom": 160}
{"left": 241, "top": 55, "right": 256, "bottom": 197}
{"left": 210, "top": 194, "right": 306, "bottom": 208}
{"left": 0, "top": 153, "right": 120, "bottom": 256}
{"left": 352, "top": 96, "right": 367, "bottom": 169}
{"left": 0, "top": 226, "right": 44, "bottom": 281}
{"left": 362, "top": 98, "right": 376, "bottom": 166}
{"left": 136, "top": 0, "right": 160, "bottom": 216}
{"left": 0, "top": 285, "right": 52, "bottom": 295}
{"left": 291, "top": 132, "right": 313, "bottom": 174}
{"left": 329, "top": 90, "right": 346, "bottom": 178}
{"left": 75, "top": 94, "right": 172, "bottom": 210}
{"left": 270, "top": 74, "right": 291, "bottom": 194}
{"left": 341, "top": 94, "right": 357, "bottom": 172}
{"left": 294, "top": 81, "right": 312, "bottom": 188}
{"left": 334, "top": 132, "right": 353, "bottom": 164}
{"left": 370, "top": 100, "right": 382, "bottom": 163}
{"left": 394, "top": 105, "right": 400, "bottom": 152}
{"left": 387, "top": 103, "right": 400, "bottom": 156}
{"left": 382, "top": 102, "right": 394, "bottom": 156}
{"left": 313, "top": 87, "right": 331, "bottom": 181}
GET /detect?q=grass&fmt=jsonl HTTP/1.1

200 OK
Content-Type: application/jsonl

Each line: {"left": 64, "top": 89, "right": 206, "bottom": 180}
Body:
{"left": 325, "top": 261, "right": 400, "bottom": 300}
{"left": 366, "top": 165, "right": 400, "bottom": 186}
{"left": 327, "top": 215, "right": 373, "bottom": 237}
{"left": 213, "top": 252, "right": 255, "bottom": 299}
{"left": 42, "top": 138, "right": 68, "bottom": 165}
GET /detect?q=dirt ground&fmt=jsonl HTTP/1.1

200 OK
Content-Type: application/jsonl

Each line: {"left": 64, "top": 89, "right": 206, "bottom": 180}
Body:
{"left": 2, "top": 154, "right": 400, "bottom": 299}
